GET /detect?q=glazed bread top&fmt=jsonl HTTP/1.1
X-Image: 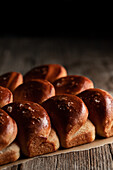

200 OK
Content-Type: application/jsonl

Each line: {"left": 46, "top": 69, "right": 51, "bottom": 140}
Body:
{"left": 42, "top": 94, "right": 88, "bottom": 139}
{"left": 0, "top": 109, "right": 17, "bottom": 151}
{"left": 3, "top": 101, "right": 51, "bottom": 156}
{"left": 0, "top": 86, "right": 13, "bottom": 108}
{"left": 0, "top": 72, "right": 23, "bottom": 92}
{"left": 24, "top": 64, "right": 67, "bottom": 83}
{"left": 77, "top": 88, "right": 113, "bottom": 137}
{"left": 3, "top": 101, "right": 51, "bottom": 139}
{"left": 13, "top": 79, "right": 55, "bottom": 104}
{"left": 53, "top": 75, "right": 94, "bottom": 95}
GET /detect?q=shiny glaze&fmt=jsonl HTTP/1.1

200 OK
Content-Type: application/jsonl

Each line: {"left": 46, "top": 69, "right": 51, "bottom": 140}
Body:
{"left": 53, "top": 75, "right": 94, "bottom": 95}
{"left": 13, "top": 79, "right": 55, "bottom": 104}
{"left": 3, "top": 101, "right": 51, "bottom": 139}
{"left": 24, "top": 64, "right": 67, "bottom": 83}
{"left": 3, "top": 101, "right": 51, "bottom": 157}
{"left": 0, "top": 108, "right": 17, "bottom": 151}
{"left": 78, "top": 88, "right": 113, "bottom": 136}
{"left": 42, "top": 94, "right": 88, "bottom": 137}
{"left": 0, "top": 72, "right": 23, "bottom": 92}
{"left": 0, "top": 109, "right": 10, "bottom": 134}
{"left": 0, "top": 86, "right": 13, "bottom": 108}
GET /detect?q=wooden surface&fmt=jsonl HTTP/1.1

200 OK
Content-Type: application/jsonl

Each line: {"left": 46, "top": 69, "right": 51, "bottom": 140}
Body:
{"left": 0, "top": 38, "right": 113, "bottom": 170}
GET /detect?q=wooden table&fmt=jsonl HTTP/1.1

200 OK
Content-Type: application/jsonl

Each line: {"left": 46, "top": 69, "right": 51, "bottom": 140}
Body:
{"left": 0, "top": 38, "right": 113, "bottom": 170}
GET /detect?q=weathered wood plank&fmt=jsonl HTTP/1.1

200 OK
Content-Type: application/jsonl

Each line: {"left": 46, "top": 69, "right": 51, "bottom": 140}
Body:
{"left": 2, "top": 145, "right": 113, "bottom": 170}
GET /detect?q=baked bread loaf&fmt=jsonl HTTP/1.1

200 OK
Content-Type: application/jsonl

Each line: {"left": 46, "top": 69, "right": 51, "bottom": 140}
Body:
{"left": 13, "top": 79, "right": 55, "bottom": 104}
{"left": 42, "top": 94, "right": 95, "bottom": 148}
{"left": 3, "top": 101, "right": 59, "bottom": 157}
{"left": 0, "top": 109, "right": 17, "bottom": 151}
{"left": 0, "top": 72, "right": 23, "bottom": 92}
{"left": 24, "top": 64, "right": 67, "bottom": 83}
{"left": 46, "top": 128, "right": 60, "bottom": 153}
{"left": 53, "top": 75, "right": 94, "bottom": 95}
{"left": 78, "top": 88, "right": 113, "bottom": 137}
{"left": 0, "top": 86, "right": 13, "bottom": 108}
{"left": 0, "top": 142, "right": 20, "bottom": 166}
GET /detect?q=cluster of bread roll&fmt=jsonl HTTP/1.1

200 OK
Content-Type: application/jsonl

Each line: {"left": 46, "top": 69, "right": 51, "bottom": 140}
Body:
{"left": 0, "top": 64, "right": 113, "bottom": 166}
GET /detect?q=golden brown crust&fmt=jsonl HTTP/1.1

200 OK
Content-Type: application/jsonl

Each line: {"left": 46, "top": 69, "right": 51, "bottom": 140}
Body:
{"left": 3, "top": 101, "right": 51, "bottom": 157}
{"left": 0, "top": 142, "right": 20, "bottom": 165}
{"left": 0, "top": 72, "right": 23, "bottom": 92}
{"left": 0, "top": 86, "right": 13, "bottom": 108}
{"left": 42, "top": 94, "right": 88, "bottom": 148}
{"left": 53, "top": 75, "right": 94, "bottom": 95}
{"left": 62, "top": 119, "right": 95, "bottom": 148}
{"left": 28, "top": 128, "right": 60, "bottom": 157}
{"left": 0, "top": 109, "right": 17, "bottom": 151}
{"left": 46, "top": 128, "right": 60, "bottom": 151}
{"left": 23, "top": 64, "right": 67, "bottom": 83}
{"left": 13, "top": 79, "right": 55, "bottom": 104}
{"left": 78, "top": 88, "right": 113, "bottom": 137}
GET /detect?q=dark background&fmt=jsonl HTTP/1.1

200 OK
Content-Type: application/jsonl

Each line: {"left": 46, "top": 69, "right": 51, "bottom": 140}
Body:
{"left": 0, "top": 15, "right": 112, "bottom": 40}
{"left": 0, "top": 6, "right": 112, "bottom": 40}
{"left": 1, "top": 29, "right": 113, "bottom": 40}
{"left": 0, "top": 21, "right": 113, "bottom": 41}
{"left": 0, "top": 1, "right": 112, "bottom": 40}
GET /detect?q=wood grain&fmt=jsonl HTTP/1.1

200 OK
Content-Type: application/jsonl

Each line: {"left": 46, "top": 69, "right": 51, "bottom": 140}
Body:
{"left": 0, "top": 38, "right": 113, "bottom": 170}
